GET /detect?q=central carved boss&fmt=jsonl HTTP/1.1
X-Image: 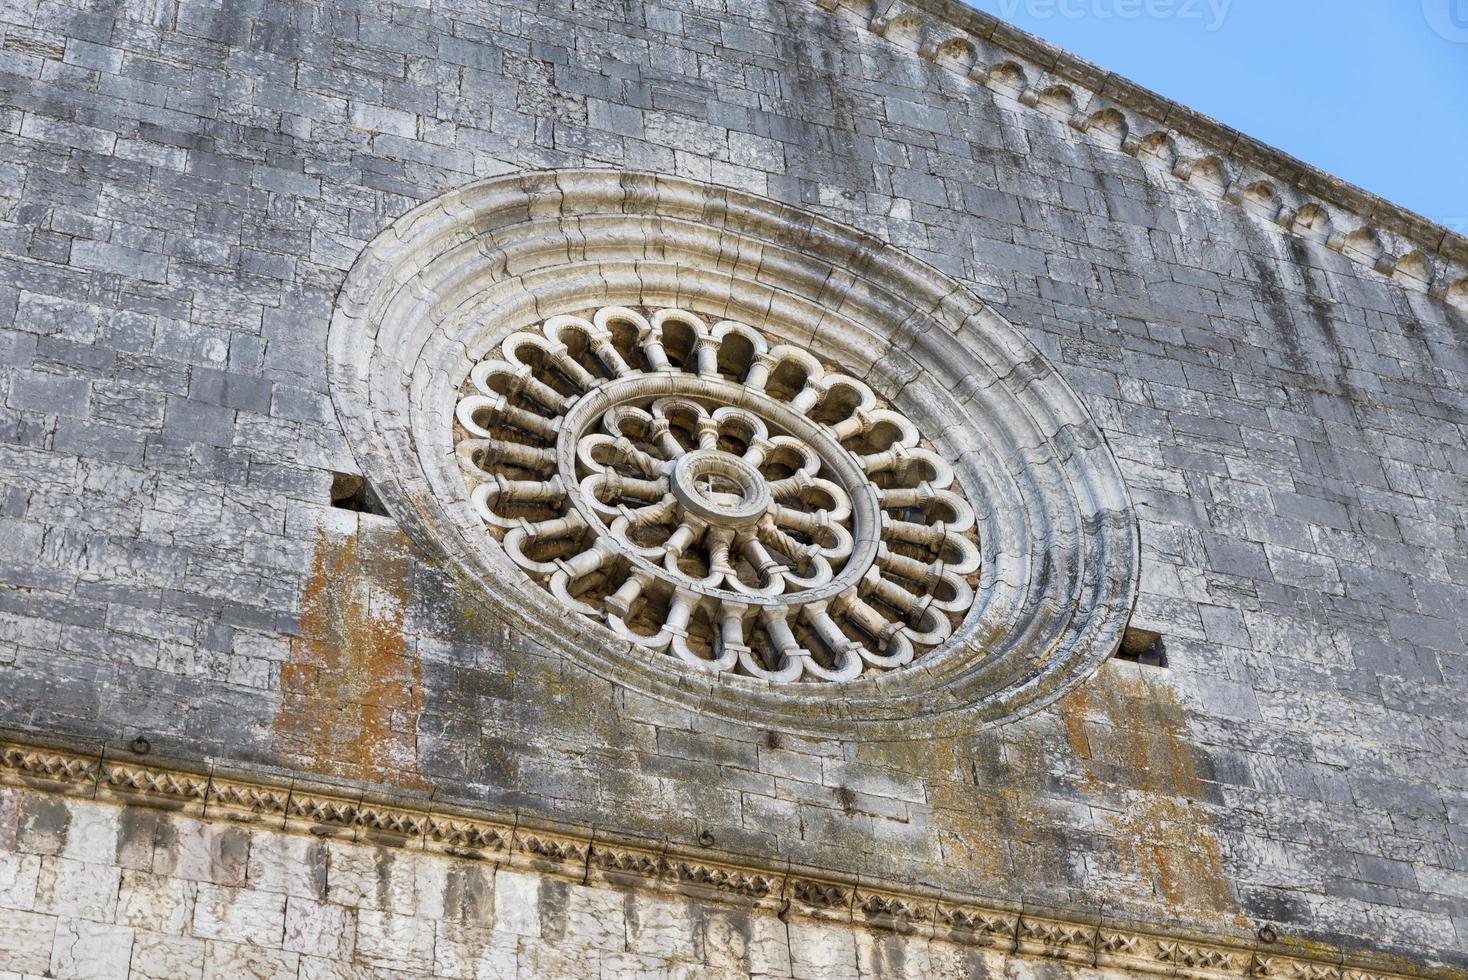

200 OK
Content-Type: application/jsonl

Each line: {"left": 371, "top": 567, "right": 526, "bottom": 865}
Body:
{"left": 669, "top": 450, "right": 772, "bottom": 529}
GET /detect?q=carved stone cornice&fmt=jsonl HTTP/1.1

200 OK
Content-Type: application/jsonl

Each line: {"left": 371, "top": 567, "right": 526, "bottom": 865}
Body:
{"left": 839, "top": 0, "right": 1468, "bottom": 308}
{"left": 0, "top": 735, "right": 1459, "bottom": 980}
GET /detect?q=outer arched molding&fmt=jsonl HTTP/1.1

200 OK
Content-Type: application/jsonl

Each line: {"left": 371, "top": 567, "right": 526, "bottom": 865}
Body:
{"left": 327, "top": 169, "right": 1139, "bottom": 739}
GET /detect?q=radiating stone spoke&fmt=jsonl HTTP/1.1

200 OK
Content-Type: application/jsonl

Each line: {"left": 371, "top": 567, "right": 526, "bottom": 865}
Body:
{"left": 457, "top": 438, "right": 557, "bottom": 477}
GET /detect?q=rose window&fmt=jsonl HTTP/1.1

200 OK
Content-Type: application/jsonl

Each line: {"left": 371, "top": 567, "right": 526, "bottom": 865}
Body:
{"left": 333, "top": 170, "right": 1139, "bottom": 734}
{"left": 454, "top": 306, "right": 982, "bottom": 683}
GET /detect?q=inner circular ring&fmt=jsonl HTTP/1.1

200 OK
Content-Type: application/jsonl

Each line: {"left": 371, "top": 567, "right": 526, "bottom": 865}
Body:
{"left": 672, "top": 450, "right": 771, "bottom": 528}
{"left": 555, "top": 373, "right": 881, "bottom": 606}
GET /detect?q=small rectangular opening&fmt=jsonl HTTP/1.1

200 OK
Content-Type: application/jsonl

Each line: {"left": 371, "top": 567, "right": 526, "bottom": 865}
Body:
{"left": 1117, "top": 626, "right": 1166, "bottom": 667}
{"left": 329, "top": 472, "right": 390, "bottom": 517}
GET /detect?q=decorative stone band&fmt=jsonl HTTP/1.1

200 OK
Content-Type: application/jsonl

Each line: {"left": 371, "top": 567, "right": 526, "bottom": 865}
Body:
{"left": 837, "top": 0, "right": 1468, "bottom": 307}
{"left": 328, "top": 169, "right": 1140, "bottom": 738}
{"left": 0, "top": 735, "right": 1451, "bottom": 980}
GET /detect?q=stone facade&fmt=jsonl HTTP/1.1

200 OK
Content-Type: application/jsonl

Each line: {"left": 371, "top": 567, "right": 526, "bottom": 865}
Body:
{"left": 2, "top": 0, "right": 1467, "bottom": 976}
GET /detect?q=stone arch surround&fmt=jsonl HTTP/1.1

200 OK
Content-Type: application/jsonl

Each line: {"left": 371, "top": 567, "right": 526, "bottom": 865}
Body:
{"left": 326, "top": 169, "right": 1139, "bottom": 739}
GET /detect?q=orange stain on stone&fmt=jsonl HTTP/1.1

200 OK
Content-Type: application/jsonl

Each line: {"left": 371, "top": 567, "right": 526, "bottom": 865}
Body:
{"left": 274, "top": 524, "right": 426, "bottom": 790}
{"left": 925, "top": 741, "right": 1042, "bottom": 890}
{"left": 1058, "top": 666, "right": 1233, "bottom": 913}
{"left": 863, "top": 727, "right": 1056, "bottom": 893}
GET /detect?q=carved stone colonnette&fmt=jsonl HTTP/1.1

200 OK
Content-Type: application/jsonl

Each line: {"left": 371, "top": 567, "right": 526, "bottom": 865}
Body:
{"left": 1, "top": 735, "right": 1454, "bottom": 980}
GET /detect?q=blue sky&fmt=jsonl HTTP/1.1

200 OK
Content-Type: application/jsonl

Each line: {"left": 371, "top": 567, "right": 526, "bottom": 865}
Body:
{"left": 964, "top": 0, "right": 1468, "bottom": 233}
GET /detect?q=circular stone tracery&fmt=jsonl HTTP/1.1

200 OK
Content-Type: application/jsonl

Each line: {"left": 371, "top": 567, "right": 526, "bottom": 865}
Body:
{"left": 329, "top": 169, "right": 1140, "bottom": 738}
{"left": 455, "top": 306, "right": 981, "bottom": 683}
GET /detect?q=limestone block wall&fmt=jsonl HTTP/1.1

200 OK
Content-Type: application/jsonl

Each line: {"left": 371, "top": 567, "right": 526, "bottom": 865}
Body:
{"left": 0, "top": 0, "right": 1466, "bottom": 973}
